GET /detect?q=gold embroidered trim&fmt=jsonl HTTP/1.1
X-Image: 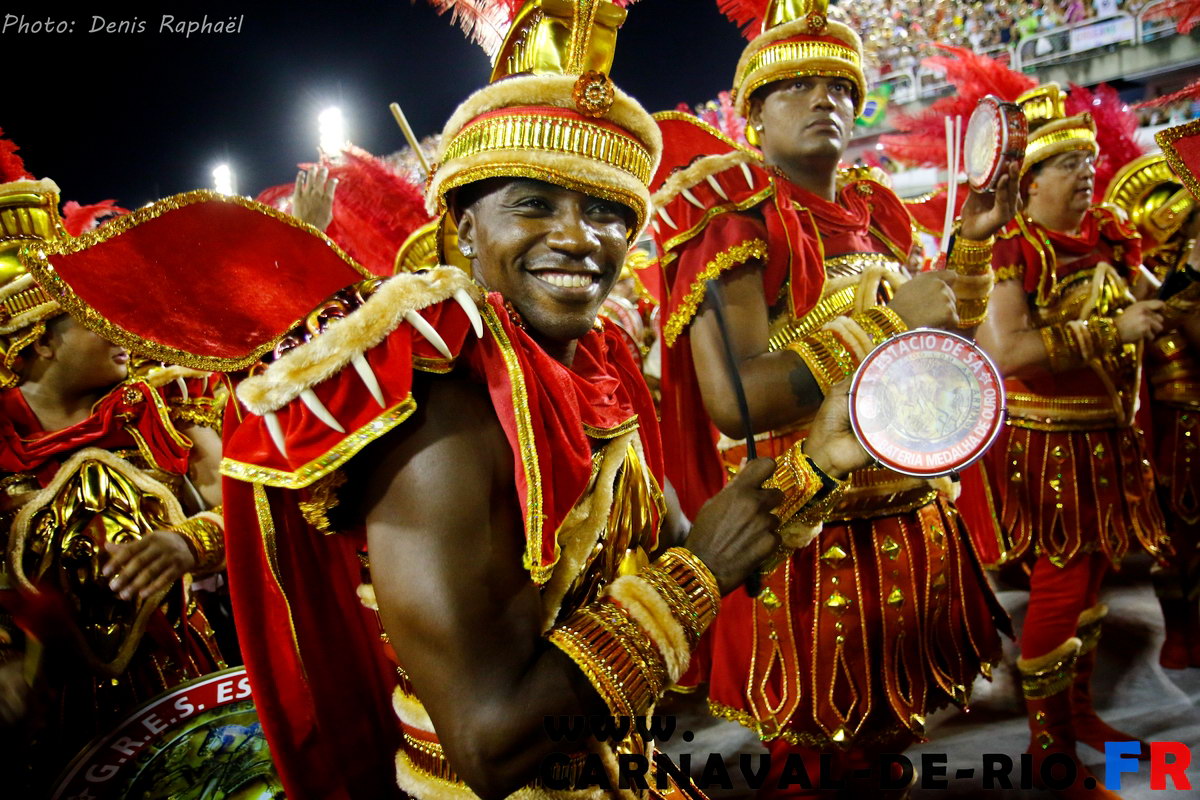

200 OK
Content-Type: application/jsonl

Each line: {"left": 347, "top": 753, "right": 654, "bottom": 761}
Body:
{"left": 297, "top": 469, "right": 348, "bottom": 535}
{"left": 1158, "top": 119, "right": 1200, "bottom": 208}
{"left": 441, "top": 113, "right": 654, "bottom": 185}
{"left": 413, "top": 355, "right": 456, "bottom": 374}
{"left": 739, "top": 39, "right": 862, "bottom": 102}
{"left": 663, "top": 239, "right": 768, "bottom": 347}
{"left": 220, "top": 396, "right": 417, "bottom": 488}
{"left": 994, "top": 264, "right": 1024, "bottom": 282}
{"left": 481, "top": 302, "right": 549, "bottom": 584}
{"left": 767, "top": 286, "right": 856, "bottom": 352}
{"left": 582, "top": 415, "right": 639, "bottom": 439}
{"left": 18, "top": 190, "right": 373, "bottom": 372}
{"left": 1005, "top": 392, "right": 1122, "bottom": 431}
{"left": 253, "top": 483, "right": 304, "bottom": 665}
{"left": 708, "top": 699, "right": 907, "bottom": 747}
{"left": 660, "top": 185, "right": 775, "bottom": 255}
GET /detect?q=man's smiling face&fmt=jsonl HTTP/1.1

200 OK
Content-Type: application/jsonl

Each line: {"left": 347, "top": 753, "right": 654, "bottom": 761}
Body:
{"left": 455, "top": 178, "right": 632, "bottom": 346}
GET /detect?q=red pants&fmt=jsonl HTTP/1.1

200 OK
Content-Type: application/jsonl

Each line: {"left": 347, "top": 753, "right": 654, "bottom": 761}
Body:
{"left": 1020, "top": 553, "right": 1108, "bottom": 659}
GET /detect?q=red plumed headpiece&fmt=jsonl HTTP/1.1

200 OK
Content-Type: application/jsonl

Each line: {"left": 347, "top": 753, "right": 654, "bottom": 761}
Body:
{"left": 880, "top": 45, "right": 1035, "bottom": 167}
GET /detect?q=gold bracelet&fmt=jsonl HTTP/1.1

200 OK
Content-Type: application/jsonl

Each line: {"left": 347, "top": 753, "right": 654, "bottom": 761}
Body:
{"left": 656, "top": 548, "right": 721, "bottom": 630}
{"left": 636, "top": 566, "right": 705, "bottom": 647}
{"left": 1087, "top": 317, "right": 1121, "bottom": 359}
{"left": 762, "top": 439, "right": 825, "bottom": 524}
{"left": 171, "top": 514, "right": 225, "bottom": 574}
{"left": 948, "top": 235, "right": 994, "bottom": 277}
{"left": 1041, "top": 323, "right": 1083, "bottom": 372}
{"left": 786, "top": 330, "right": 859, "bottom": 394}
{"left": 852, "top": 306, "right": 908, "bottom": 345}
{"left": 549, "top": 598, "right": 668, "bottom": 717}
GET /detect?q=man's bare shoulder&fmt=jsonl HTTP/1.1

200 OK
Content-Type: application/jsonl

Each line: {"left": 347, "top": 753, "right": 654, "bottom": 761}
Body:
{"left": 351, "top": 367, "right": 513, "bottom": 519}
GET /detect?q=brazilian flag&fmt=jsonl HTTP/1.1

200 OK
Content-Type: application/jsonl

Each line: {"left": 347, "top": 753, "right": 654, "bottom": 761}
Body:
{"left": 856, "top": 84, "right": 892, "bottom": 127}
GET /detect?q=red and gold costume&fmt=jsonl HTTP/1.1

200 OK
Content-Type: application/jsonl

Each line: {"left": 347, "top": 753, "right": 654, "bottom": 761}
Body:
{"left": 975, "top": 84, "right": 1171, "bottom": 796}
{"left": 650, "top": 1, "right": 1006, "bottom": 790}
{"left": 14, "top": 3, "right": 846, "bottom": 798}
{"left": 0, "top": 165, "right": 226, "bottom": 792}
{"left": 1106, "top": 149, "right": 1200, "bottom": 669}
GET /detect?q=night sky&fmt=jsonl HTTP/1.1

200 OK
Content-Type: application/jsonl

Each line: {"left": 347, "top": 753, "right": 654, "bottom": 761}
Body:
{"left": 2, "top": 1, "right": 745, "bottom": 207}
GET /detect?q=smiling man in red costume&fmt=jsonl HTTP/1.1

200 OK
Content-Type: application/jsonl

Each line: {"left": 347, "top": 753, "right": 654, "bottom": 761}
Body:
{"left": 16, "top": 2, "right": 885, "bottom": 798}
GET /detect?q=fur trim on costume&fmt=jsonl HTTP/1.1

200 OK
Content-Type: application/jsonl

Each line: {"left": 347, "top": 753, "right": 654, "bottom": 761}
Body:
{"left": 733, "top": 19, "right": 866, "bottom": 116}
{"left": 357, "top": 582, "right": 379, "bottom": 611}
{"left": 0, "top": 178, "right": 61, "bottom": 197}
{"left": 395, "top": 746, "right": 610, "bottom": 800}
{"left": 606, "top": 574, "right": 692, "bottom": 682}
{"left": 392, "top": 685, "right": 435, "bottom": 731}
{"left": 1076, "top": 603, "right": 1108, "bottom": 629}
{"left": 650, "top": 150, "right": 758, "bottom": 209}
{"left": 236, "top": 267, "right": 476, "bottom": 415}
{"left": 538, "top": 431, "right": 640, "bottom": 631}
{"left": 823, "top": 316, "right": 872, "bottom": 361}
{"left": 779, "top": 520, "right": 822, "bottom": 551}
{"left": 1017, "top": 636, "right": 1083, "bottom": 674}
{"left": 930, "top": 475, "right": 961, "bottom": 502}
{"left": 141, "top": 364, "right": 212, "bottom": 389}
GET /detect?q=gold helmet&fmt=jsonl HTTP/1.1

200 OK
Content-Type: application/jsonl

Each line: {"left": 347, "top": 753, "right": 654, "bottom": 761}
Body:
{"left": 0, "top": 176, "right": 66, "bottom": 387}
{"left": 425, "top": 0, "right": 662, "bottom": 244}
{"left": 1016, "top": 83, "right": 1098, "bottom": 177}
{"left": 1104, "top": 152, "right": 1194, "bottom": 252}
{"left": 731, "top": 0, "right": 868, "bottom": 119}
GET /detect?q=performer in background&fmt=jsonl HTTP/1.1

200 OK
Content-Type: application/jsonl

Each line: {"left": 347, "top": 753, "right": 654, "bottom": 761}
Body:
{"left": 1105, "top": 152, "right": 1200, "bottom": 670}
{"left": 17, "top": 2, "right": 882, "bottom": 797}
{"left": 0, "top": 146, "right": 226, "bottom": 793}
{"left": 650, "top": 0, "right": 1016, "bottom": 795}
{"left": 976, "top": 83, "right": 1171, "bottom": 800}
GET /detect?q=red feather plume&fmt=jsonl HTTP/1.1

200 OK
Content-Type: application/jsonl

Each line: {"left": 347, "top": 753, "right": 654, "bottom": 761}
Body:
{"left": 1134, "top": 78, "right": 1200, "bottom": 110}
{"left": 879, "top": 45, "right": 1036, "bottom": 167}
{"left": 1064, "top": 82, "right": 1143, "bottom": 199}
{"left": 1143, "top": 0, "right": 1200, "bottom": 33}
{"left": 0, "top": 127, "right": 33, "bottom": 183}
{"left": 257, "top": 146, "right": 433, "bottom": 277}
{"left": 61, "top": 199, "right": 131, "bottom": 236}
{"left": 675, "top": 91, "right": 749, "bottom": 144}
{"left": 717, "top": 0, "right": 767, "bottom": 39}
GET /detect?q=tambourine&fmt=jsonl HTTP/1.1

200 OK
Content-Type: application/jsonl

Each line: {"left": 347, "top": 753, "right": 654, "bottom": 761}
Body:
{"left": 964, "top": 95, "right": 1028, "bottom": 193}
{"left": 848, "top": 329, "right": 1005, "bottom": 478}
{"left": 52, "top": 667, "right": 284, "bottom": 799}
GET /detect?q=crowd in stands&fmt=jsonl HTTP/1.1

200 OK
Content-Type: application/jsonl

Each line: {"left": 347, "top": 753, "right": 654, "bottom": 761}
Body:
{"left": 830, "top": 0, "right": 1133, "bottom": 76}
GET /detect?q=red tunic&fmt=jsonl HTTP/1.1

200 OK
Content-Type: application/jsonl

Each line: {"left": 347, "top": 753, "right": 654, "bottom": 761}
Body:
{"left": 652, "top": 149, "right": 1006, "bottom": 753}
{"left": 975, "top": 208, "right": 1169, "bottom": 568}
{"left": 218, "top": 286, "right": 665, "bottom": 800}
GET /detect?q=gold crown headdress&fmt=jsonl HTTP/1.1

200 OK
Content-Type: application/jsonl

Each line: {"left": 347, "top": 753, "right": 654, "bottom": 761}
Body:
{"left": 727, "top": 0, "right": 867, "bottom": 119}
{"left": 1016, "top": 83, "right": 1098, "bottom": 176}
{"left": 1104, "top": 152, "right": 1194, "bottom": 249}
{"left": 425, "top": 0, "right": 661, "bottom": 240}
{"left": 0, "top": 175, "right": 66, "bottom": 388}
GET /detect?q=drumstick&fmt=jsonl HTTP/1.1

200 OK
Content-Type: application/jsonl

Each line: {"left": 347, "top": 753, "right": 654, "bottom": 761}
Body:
{"left": 390, "top": 101, "right": 432, "bottom": 177}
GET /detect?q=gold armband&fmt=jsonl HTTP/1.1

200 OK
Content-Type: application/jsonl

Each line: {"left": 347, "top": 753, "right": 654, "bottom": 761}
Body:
{"left": 548, "top": 547, "right": 720, "bottom": 717}
{"left": 762, "top": 440, "right": 826, "bottom": 523}
{"left": 949, "top": 235, "right": 995, "bottom": 327}
{"left": 171, "top": 509, "right": 225, "bottom": 574}
{"left": 948, "top": 235, "right": 994, "bottom": 276}
{"left": 852, "top": 306, "right": 908, "bottom": 345}
{"left": 787, "top": 328, "right": 860, "bottom": 394}
{"left": 1041, "top": 323, "right": 1085, "bottom": 372}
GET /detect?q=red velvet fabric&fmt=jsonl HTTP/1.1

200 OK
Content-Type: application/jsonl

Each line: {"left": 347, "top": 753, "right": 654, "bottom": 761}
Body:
{"left": 221, "top": 290, "right": 664, "bottom": 798}
{"left": 0, "top": 381, "right": 191, "bottom": 484}
{"left": 39, "top": 197, "right": 368, "bottom": 364}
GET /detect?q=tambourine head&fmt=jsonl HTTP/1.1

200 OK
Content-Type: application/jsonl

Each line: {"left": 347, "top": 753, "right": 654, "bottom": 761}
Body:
{"left": 964, "top": 95, "right": 1028, "bottom": 193}
{"left": 848, "top": 329, "right": 1005, "bottom": 477}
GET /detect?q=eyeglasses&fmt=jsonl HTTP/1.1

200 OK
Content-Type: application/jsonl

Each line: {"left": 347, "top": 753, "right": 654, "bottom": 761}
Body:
{"left": 1047, "top": 154, "right": 1096, "bottom": 174}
